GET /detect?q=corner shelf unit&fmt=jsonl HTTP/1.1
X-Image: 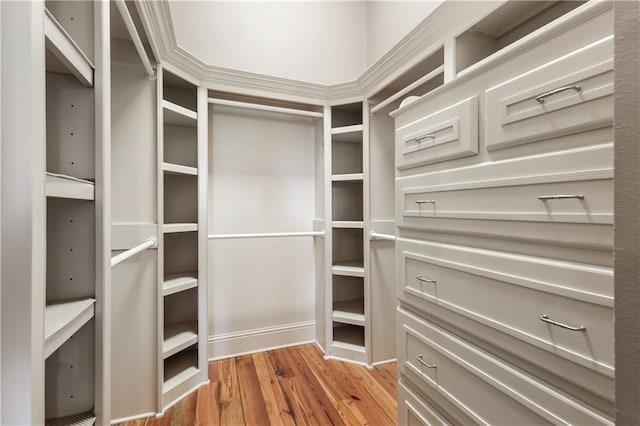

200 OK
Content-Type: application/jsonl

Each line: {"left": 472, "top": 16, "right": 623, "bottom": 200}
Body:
{"left": 43, "top": 1, "right": 105, "bottom": 424}
{"left": 325, "top": 102, "right": 368, "bottom": 364}
{"left": 157, "top": 66, "right": 208, "bottom": 411}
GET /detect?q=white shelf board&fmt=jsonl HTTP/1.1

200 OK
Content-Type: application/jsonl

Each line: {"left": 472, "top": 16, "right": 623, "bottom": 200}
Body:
{"left": 163, "top": 100, "right": 197, "bottom": 127}
{"left": 163, "top": 271, "right": 198, "bottom": 296}
{"left": 332, "top": 173, "right": 363, "bottom": 182}
{"left": 44, "top": 298, "right": 95, "bottom": 359}
{"left": 332, "top": 221, "right": 364, "bottom": 229}
{"left": 164, "top": 350, "right": 199, "bottom": 394}
{"left": 331, "top": 124, "right": 363, "bottom": 143}
{"left": 163, "top": 162, "right": 198, "bottom": 176}
{"left": 44, "top": 8, "right": 94, "bottom": 87}
{"left": 332, "top": 260, "right": 365, "bottom": 277}
{"left": 46, "top": 172, "right": 95, "bottom": 200}
{"left": 332, "top": 324, "right": 365, "bottom": 352}
{"left": 163, "top": 321, "right": 198, "bottom": 359}
{"left": 332, "top": 298, "right": 365, "bottom": 326}
{"left": 45, "top": 410, "right": 95, "bottom": 426}
{"left": 163, "top": 223, "right": 198, "bottom": 233}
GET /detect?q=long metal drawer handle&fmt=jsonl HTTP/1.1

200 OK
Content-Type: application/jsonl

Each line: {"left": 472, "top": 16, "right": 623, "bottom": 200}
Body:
{"left": 416, "top": 275, "right": 436, "bottom": 284}
{"left": 416, "top": 354, "right": 437, "bottom": 368}
{"left": 535, "top": 85, "right": 582, "bottom": 103}
{"left": 540, "top": 314, "right": 586, "bottom": 331}
{"left": 415, "top": 200, "right": 436, "bottom": 205}
{"left": 538, "top": 194, "right": 585, "bottom": 201}
{"left": 415, "top": 134, "right": 435, "bottom": 143}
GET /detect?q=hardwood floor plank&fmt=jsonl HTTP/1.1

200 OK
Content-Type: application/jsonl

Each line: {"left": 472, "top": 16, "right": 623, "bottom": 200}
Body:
{"left": 120, "top": 344, "right": 397, "bottom": 426}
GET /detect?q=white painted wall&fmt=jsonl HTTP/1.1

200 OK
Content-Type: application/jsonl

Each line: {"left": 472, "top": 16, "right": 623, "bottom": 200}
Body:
{"left": 366, "top": 1, "right": 445, "bottom": 67}
{"left": 170, "top": 1, "right": 367, "bottom": 85}
{"left": 208, "top": 106, "right": 317, "bottom": 358}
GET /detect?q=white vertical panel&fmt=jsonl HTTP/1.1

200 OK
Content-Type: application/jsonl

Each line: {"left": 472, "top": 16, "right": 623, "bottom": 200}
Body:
{"left": 323, "top": 105, "right": 333, "bottom": 353}
{"left": 196, "top": 86, "right": 208, "bottom": 376}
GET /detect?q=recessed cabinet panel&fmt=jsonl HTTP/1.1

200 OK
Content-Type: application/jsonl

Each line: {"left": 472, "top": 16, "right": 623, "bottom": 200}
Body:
{"left": 485, "top": 36, "right": 613, "bottom": 150}
{"left": 396, "top": 95, "right": 478, "bottom": 170}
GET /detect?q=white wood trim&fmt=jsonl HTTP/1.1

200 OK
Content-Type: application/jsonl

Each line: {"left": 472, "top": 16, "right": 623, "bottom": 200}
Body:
{"left": 208, "top": 321, "right": 316, "bottom": 360}
{"left": 208, "top": 98, "right": 323, "bottom": 118}
{"left": 44, "top": 8, "right": 94, "bottom": 87}
{"left": 155, "top": 64, "right": 165, "bottom": 412}
{"left": 370, "top": 65, "right": 445, "bottom": 114}
{"left": 323, "top": 105, "right": 333, "bottom": 356}
{"left": 208, "top": 231, "right": 323, "bottom": 239}
{"left": 362, "top": 99, "right": 372, "bottom": 365}
{"left": 110, "top": 411, "right": 157, "bottom": 425}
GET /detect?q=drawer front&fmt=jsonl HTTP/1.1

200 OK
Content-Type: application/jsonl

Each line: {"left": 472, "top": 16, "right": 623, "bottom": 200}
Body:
{"left": 397, "top": 238, "right": 613, "bottom": 378}
{"left": 396, "top": 96, "right": 478, "bottom": 170}
{"left": 396, "top": 142, "right": 613, "bottom": 248}
{"left": 398, "top": 308, "right": 613, "bottom": 425}
{"left": 398, "top": 381, "right": 451, "bottom": 426}
{"left": 485, "top": 36, "right": 613, "bottom": 150}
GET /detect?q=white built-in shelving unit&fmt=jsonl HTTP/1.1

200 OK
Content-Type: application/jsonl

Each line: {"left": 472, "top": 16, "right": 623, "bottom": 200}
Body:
{"left": 157, "top": 67, "right": 208, "bottom": 411}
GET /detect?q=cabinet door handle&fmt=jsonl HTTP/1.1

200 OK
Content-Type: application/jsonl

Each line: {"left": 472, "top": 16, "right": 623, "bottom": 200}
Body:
{"left": 535, "top": 85, "right": 582, "bottom": 103}
{"left": 538, "top": 194, "right": 584, "bottom": 201}
{"left": 540, "top": 314, "right": 586, "bottom": 331}
{"left": 415, "top": 200, "right": 436, "bottom": 205}
{"left": 415, "top": 134, "right": 435, "bottom": 143}
{"left": 416, "top": 354, "right": 437, "bottom": 368}
{"left": 416, "top": 275, "right": 436, "bottom": 284}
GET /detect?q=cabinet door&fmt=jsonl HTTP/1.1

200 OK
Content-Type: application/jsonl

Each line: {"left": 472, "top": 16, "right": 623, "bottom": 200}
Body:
{"left": 485, "top": 36, "right": 613, "bottom": 150}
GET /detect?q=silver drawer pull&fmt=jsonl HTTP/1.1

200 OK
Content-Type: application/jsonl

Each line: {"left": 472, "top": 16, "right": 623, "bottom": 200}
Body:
{"left": 416, "top": 354, "right": 437, "bottom": 368}
{"left": 415, "top": 200, "right": 436, "bottom": 205}
{"left": 415, "top": 134, "right": 435, "bottom": 143}
{"left": 535, "top": 85, "right": 582, "bottom": 103}
{"left": 538, "top": 194, "right": 585, "bottom": 201}
{"left": 416, "top": 275, "right": 436, "bottom": 284}
{"left": 540, "top": 314, "right": 586, "bottom": 331}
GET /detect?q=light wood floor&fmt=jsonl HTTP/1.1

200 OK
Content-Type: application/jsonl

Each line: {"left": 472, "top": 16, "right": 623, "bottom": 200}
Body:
{"left": 121, "top": 344, "right": 397, "bottom": 426}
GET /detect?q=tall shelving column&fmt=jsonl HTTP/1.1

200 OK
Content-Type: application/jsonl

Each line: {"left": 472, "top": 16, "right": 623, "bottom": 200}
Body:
{"left": 43, "top": 1, "right": 109, "bottom": 424}
{"left": 157, "top": 66, "right": 208, "bottom": 412}
{"left": 325, "top": 102, "right": 368, "bottom": 364}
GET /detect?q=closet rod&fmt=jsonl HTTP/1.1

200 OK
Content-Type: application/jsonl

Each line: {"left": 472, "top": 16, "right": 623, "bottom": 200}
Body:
{"left": 208, "top": 98, "right": 324, "bottom": 118}
{"left": 209, "top": 231, "right": 324, "bottom": 240}
{"left": 370, "top": 64, "right": 445, "bottom": 114}
{"left": 114, "top": 0, "right": 155, "bottom": 79}
{"left": 370, "top": 232, "right": 397, "bottom": 241}
{"left": 111, "top": 237, "right": 157, "bottom": 267}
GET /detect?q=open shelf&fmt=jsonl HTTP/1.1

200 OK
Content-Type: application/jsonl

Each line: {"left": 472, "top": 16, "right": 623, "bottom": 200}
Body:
{"left": 332, "top": 124, "right": 364, "bottom": 143}
{"left": 163, "top": 223, "right": 198, "bottom": 233}
{"left": 332, "top": 181, "right": 363, "bottom": 222}
{"left": 332, "top": 173, "right": 363, "bottom": 182}
{"left": 163, "top": 271, "right": 198, "bottom": 296}
{"left": 332, "top": 323, "right": 365, "bottom": 351}
{"left": 163, "top": 321, "right": 198, "bottom": 359}
{"left": 332, "top": 298, "right": 365, "bottom": 326}
{"left": 456, "top": 1, "right": 586, "bottom": 75}
{"left": 332, "top": 260, "right": 365, "bottom": 277}
{"left": 163, "top": 348, "right": 199, "bottom": 393}
{"left": 46, "top": 173, "right": 95, "bottom": 200}
{"left": 332, "top": 221, "right": 364, "bottom": 229}
{"left": 163, "top": 162, "right": 198, "bottom": 176}
{"left": 331, "top": 102, "right": 363, "bottom": 128}
{"left": 163, "top": 100, "right": 197, "bottom": 127}
{"left": 45, "top": 410, "right": 95, "bottom": 426}
{"left": 44, "top": 8, "right": 94, "bottom": 87}
{"left": 44, "top": 298, "right": 95, "bottom": 359}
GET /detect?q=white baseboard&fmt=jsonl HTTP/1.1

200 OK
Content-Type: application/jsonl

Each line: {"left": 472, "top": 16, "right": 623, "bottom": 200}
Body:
{"left": 111, "top": 411, "right": 156, "bottom": 425}
{"left": 208, "top": 320, "right": 316, "bottom": 361}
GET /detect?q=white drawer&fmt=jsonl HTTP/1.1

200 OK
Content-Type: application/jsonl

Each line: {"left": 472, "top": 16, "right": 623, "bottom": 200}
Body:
{"left": 398, "top": 381, "right": 451, "bottom": 426}
{"left": 396, "top": 142, "right": 613, "bottom": 249}
{"left": 398, "top": 307, "right": 613, "bottom": 425}
{"left": 485, "top": 36, "right": 613, "bottom": 151}
{"left": 397, "top": 238, "right": 614, "bottom": 379}
{"left": 396, "top": 96, "right": 478, "bottom": 170}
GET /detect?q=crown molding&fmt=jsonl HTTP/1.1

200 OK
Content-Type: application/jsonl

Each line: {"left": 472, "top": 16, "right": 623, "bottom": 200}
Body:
{"left": 135, "top": 0, "right": 502, "bottom": 105}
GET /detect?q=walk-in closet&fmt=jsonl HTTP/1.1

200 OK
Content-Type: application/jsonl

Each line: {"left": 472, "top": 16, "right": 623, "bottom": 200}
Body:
{"left": 1, "top": 0, "right": 638, "bottom": 424}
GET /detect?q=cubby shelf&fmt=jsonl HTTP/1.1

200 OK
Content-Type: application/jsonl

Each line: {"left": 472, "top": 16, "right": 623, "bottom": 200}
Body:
{"left": 332, "top": 260, "right": 365, "bottom": 277}
{"left": 44, "top": 298, "right": 95, "bottom": 359}
{"left": 331, "top": 124, "right": 363, "bottom": 143}
{"left": 45, "top": 410, "right": 96, "bottom": 426}
{"left": 46, "top": 173, "right": 95, "bottom": 200}
{"left": 163, "top": 321, "right": 198, "bottom": 359}
{"left": 162, "top": 100, "right": 197, "bottom": 127}
{"left": 332, "top": 173, "right": 363, "bottom": 182}
{"left": 44, "top": 8, "right": 94, "bottom": 87}
{"left": 163, "top": 162, "right": 198, "bottom": 176}
{"left": 163, "top": 272, "right": 198, "bottom": 296}
{"left": 332, "top": 221, "right": 364, "bottom": 229}
{"left": 332, "top": 324, "right": 366, "bottom": 352}
{"left": 163, "top": 223, "right": 198, "bottom": 233}
{"left": 332, "top": 299, "right": 365, "bottom": 326}
{"left": 163, "top": 350, "right": 199, "bottom": 394}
